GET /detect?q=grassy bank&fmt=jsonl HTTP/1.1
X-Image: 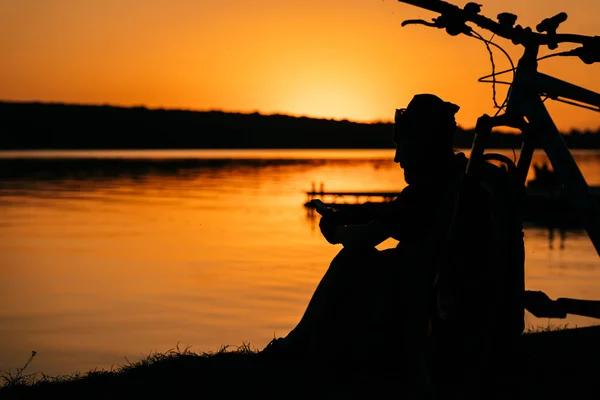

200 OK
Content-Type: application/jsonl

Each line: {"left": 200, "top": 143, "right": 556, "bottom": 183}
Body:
{"left": 2, "top": 325, "right": 599, "bottom": 399}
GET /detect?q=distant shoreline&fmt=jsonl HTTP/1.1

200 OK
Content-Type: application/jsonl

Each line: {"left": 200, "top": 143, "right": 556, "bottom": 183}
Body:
{"left": 2, "top": 101, "right": 599, "bottom": 150}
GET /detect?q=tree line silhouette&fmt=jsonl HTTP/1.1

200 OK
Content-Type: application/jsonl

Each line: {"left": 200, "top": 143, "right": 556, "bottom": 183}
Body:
{"left": 1, "top": 101, "right": 598, "bottom": 150}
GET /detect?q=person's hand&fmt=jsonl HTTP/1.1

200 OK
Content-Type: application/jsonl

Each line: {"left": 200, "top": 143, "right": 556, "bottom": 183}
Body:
{"left": 433, "top": 272, "right": 457, "bottom": 320}
{"left": 436, "top": 291, "right": 457, "bottom": 321}
{"left": 524, "top": 290, "right": 567, "bottom": 318}
{"left": 319, "top": 210, "right": 342, "bottom": 244}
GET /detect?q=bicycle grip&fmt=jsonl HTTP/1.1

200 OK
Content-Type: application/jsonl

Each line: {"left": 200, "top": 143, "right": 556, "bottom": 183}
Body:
{"left": 536, "top": 12, "right": 568, "bottom": 33}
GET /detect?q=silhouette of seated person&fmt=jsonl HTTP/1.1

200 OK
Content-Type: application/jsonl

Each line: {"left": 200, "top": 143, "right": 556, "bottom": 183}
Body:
{"left": 263, "top": 93, "right": 465, "bottom": 356}
{"left": 261, "top": 94, "right": 523, "bottom": 395}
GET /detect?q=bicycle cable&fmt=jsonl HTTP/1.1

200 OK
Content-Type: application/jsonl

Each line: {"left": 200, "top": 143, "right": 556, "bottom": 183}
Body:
{"left": 469, "top": 30, "right": 515, "bottom": 114}
{"left": 469, "top": 30, "right": 519, "bottom": 161}
{"left": 537, "top": 51, "right": 573, "bottom": 62}
{"left": 473, "top": 47, "right": 587, "bottom": 114}
{"left": 477, "top": 50, "right": 581, "bottom": 82}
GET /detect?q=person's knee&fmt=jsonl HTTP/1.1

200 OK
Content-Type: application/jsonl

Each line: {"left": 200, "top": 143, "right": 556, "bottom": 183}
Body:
{"left": 321, "top": 247, "right": 381, "bottom": 288}
{"left": 331, "top": 246, "right": 378, "bottom": 266}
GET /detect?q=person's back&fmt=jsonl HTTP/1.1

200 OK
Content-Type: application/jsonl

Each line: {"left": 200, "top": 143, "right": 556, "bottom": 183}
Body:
{"left": 429, "top": 153, "right": 526, "bottom": 397}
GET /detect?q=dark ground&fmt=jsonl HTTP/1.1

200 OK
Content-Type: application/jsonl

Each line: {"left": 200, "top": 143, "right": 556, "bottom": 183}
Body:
{"left": 1, "top": 325, "right": 599, "bottom": 399}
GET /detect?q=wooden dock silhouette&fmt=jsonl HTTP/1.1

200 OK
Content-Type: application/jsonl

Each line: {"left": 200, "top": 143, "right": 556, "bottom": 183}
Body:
{"left": 304, "top": 181, "right": 600, "bottom": 229}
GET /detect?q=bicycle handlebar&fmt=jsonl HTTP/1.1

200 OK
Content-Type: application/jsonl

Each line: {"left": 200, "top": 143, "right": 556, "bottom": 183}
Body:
{"left": 398, "top": 0, "right": 599, "bottom": 63}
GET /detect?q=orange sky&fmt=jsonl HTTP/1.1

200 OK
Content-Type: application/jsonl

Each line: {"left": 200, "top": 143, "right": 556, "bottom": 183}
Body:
{"left": 1, "top": 0, "right": 598, "bottom": 131}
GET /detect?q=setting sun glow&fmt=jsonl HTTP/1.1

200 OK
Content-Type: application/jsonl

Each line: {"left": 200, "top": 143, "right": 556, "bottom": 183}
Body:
{"left": 1, "top": 0, "right": 598, "bottom": 131}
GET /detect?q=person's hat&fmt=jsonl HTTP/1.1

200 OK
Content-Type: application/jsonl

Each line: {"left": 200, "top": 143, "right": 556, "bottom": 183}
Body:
{"left": 395, "top": 93, "right": 459, "bottom": 125}
{"left": 394, "top": 94, "right": 460, "bottom": 146}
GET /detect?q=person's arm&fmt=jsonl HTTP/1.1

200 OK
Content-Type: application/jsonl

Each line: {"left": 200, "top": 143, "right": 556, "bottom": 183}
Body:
{"left": 319, "top": 195, "right": 403, "bottom": 247}
{"left": 336, "top": 220, "right": 392, "bottom": 249}
{"left": 334, "top": 204, "right": 374, "bottom": 225}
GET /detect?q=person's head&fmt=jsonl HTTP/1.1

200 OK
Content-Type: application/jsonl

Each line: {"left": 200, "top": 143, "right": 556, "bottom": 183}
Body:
{"left": 392, "top": 93, "right": 460, "bottom": 184}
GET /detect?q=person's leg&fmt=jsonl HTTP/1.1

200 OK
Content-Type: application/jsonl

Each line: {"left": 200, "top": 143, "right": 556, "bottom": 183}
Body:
{"left": 260, "top": 243, "right": 434, "bottom": 392}
{"left": 284, "top": 245, "right": 431, "bottom": 360}
{"left": 259, "top": 247, "right": 377, "bottom": 359}
{"left": 283, "top": 246, "right": 384, "bottom": 355}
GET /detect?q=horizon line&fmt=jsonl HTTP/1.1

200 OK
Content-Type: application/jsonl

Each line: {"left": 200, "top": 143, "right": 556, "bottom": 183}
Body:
{"left": 0, "top": 98, "right": 394, "bottom": 125}
{"left": 2, "top": 99, "right": 598, "bottom": 133}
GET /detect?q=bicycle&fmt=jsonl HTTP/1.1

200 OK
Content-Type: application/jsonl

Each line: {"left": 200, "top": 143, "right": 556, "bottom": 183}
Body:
{"left": 395, "top": 0, "right": 600, "bottom": 395}
{"left": 396, "top": 0, "right": 600, "bottom": 312}
{"left": 397, "top": 0, "right": 599, "bottom": 252}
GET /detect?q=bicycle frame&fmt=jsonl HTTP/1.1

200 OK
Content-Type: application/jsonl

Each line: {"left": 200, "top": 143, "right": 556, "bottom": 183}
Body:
{"left": 395, "top": 0, "right": 600, "bottom": 255}
{"left": 470, "top": 43, "right": 600, "bottom": 256}
{"left": 396, "top": 0, "right": 600, "bottom": 328}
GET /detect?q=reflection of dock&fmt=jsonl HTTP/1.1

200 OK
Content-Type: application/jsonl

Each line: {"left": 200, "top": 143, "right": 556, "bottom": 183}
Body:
{"left": 305, "top": 190, "right": 400, "bottom": 202}
{"left": 304, "top": 182, "right": 399, "bottom": 203}
{"left": 304, "top": 182, "right": 600, "bottom": 229}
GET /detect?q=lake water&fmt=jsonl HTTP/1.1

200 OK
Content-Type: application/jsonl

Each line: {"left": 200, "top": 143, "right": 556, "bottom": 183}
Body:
{"left": 1, "top": 149, "right": 600, "bottom": 377}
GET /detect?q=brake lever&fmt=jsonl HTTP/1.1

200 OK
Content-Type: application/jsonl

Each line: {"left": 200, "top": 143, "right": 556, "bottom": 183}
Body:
{"left": 401, "top": 19, "right": 438, "bottom": 28}
{"left": 577, "top": 37, "right": 600, "bottom": 64}
{"left": 403, "top": 15, "right": 472, "bottom": 37}
{"left": 560, "top": 38, "right": 600, "bottom": 64}
{"left": 402, "top": 17, "right": 469, "bottom": 36}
